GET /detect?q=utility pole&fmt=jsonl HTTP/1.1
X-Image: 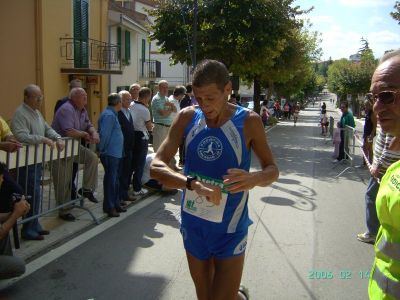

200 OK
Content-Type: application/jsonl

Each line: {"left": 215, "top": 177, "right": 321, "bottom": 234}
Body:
{"left": 192, "top": 0, "right": 198, "bottom": 69}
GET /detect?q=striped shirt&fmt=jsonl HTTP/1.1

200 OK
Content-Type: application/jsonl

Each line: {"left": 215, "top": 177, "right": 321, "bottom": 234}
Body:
{"left": 372, "top": 125, "right": 400, "bottom": 178}
{"left": 151, "top": 92, "right": 174, "bottom": 126}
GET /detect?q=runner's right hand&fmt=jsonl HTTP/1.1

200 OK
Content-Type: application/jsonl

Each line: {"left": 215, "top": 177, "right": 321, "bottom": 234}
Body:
{"left": 192, "top": 181, "right": 222, "bottom": 205}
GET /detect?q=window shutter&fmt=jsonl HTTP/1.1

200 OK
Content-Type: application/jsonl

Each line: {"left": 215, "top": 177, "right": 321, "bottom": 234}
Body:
{"left": 73, "top": 0, "right": 89, "bottom": 68}
{"left": 141, "top": 39, "right": 146, "bottom": 61}
{"left": 117, "top": 27, "right": 122, "bottom": 60}
{"left": 125, "top": 30, "right": 130, "bottom": 65}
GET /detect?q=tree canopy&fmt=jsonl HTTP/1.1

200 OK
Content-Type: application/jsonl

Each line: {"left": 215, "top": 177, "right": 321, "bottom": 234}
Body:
{"left": 327, "top": 49, "right": 377, "bottom": 116}
{"left": 391, "top": 1, "right": 400, "bottom": 24}
{"left": 149, "top": 0, "right": 320, "bottom": 112}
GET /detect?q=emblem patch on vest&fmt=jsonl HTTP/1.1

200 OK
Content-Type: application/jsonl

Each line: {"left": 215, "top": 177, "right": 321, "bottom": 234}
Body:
{"left": 197, "top": 136, "right": 223, "bottom": 161}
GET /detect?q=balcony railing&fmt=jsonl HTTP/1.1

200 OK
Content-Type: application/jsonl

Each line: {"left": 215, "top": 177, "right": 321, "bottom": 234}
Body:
{"left": 60, "top": 37, "right": 122, "bottom": 75}
{"left": 140, "top": 59, "right": 161, "bottom": 79}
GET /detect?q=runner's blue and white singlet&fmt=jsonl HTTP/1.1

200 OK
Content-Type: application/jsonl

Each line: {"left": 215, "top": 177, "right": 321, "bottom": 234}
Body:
{"left": 182, "top": 106, "right": 252, "bottom": 233}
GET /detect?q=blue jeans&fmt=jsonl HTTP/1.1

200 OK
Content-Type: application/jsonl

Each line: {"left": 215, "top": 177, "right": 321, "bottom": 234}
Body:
{"left": 18, "top": 165, "right": 43, "bottom": 238}
{"left": 100, "top": 155, "right": 121, "bottom": 211}
{"left": 132, "top": 133, "right": 148, "bottom": 192}
{"left": 365, "top": 177, "right": 380, "bottom": 235}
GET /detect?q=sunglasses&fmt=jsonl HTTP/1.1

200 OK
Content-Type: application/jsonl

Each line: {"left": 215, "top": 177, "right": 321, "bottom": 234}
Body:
{"left": 366, "top": 90, "right": 399, "bottom": 105}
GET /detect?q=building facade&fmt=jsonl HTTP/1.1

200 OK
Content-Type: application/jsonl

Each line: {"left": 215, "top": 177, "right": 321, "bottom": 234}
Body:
{"left": 0, "top": 0, "right": 121, "bottom": 124}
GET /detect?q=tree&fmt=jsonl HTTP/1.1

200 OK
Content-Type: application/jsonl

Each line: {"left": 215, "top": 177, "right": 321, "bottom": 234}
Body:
{"left": 391, "top": 1, "right": 400, "bottom": 24}
{"left": 358, "top": 37, "right": 370, "bottom": 54}
{"left": 149, "top": 0, "right": 312, "bottom": 113}
{"left": 260, "top": 22, "right": 322, "bottom": 102}
{"left": 327, "top": 50, "right": 377, "bottom": 116}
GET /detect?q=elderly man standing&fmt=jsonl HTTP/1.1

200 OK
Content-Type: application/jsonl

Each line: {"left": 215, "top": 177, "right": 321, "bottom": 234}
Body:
{"left": 367, "top": 50, "right": 400, "bottom": 299}
{"left": 11, "top": 84, "right": 64, "bottom": 240}
{"left": 98, "top": 93, "right": 125, "bottom": 217}
{"left": 151, "top": 80, "right": 179, "bottom": 170}
{"left": 52, "top": 87, "right": 99, "bottom": 221}
{"left": 129, "top": 83, "right": 141, "bottom": 102}
{"left": 131, "top": 87, "right": 153, "bottom": 196}
{"left": 117, "top": 90, "right": 136, "bottom": 204}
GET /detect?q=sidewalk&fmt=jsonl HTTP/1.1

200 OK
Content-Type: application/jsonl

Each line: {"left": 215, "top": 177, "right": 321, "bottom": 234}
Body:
{"left": 13, "top": 148, "right": 161, "bottom": 262}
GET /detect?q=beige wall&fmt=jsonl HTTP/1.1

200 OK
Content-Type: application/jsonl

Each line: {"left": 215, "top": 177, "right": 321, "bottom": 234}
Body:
{"left": 110, "top": 28, "right": 140, "bottom": 92}
{"left": 41, "top": 0, "right": 72, "bottom": 122}
{"left": 0, "top": 1, "right": 37, "bottom": 121}
{"left": 87, "top": 0, "right": 109, "bottom": 122}
{"left": 0, "top": 0, "right": 109, "bottom": 125}
{"left": 40, "top": 0, "right": 108, "bottom": 124}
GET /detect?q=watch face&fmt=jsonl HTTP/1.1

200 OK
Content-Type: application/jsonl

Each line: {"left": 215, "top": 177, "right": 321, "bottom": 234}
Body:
{"left": 186, "top": 176, "right": 196, "bottom": 190}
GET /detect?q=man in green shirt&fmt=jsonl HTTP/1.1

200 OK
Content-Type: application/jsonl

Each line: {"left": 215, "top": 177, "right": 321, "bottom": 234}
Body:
{"left": 151, "top": 80, "right": 179, "bottom": 170}
{"left": 334, "top": 101, "right": 355, "bottom": 161}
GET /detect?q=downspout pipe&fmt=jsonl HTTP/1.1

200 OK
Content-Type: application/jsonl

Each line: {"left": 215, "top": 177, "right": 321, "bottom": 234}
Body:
{"left": 107, "top": 13, "right": 123, "bottom": 93}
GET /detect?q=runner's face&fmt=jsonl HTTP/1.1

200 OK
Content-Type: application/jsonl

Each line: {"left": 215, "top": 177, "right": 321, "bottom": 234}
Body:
{"left": 193, "top": 82, "right": 232, "bottom": 120}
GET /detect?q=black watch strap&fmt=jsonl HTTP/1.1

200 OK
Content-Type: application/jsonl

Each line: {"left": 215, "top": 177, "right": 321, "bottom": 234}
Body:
{"left": 186, "top": 175, "right": 197, "bottom": 190}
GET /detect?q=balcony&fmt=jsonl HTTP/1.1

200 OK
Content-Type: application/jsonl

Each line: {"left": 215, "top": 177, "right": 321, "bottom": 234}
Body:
{"left": 60, "top": 38, "right": 123, "bottom": 75}
{"left": 139, "top": 59, "right": 161, "bottom": 79}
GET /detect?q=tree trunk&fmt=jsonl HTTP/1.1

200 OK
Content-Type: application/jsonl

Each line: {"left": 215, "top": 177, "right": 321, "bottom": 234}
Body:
{"left": 267, "top": 80, "right": 274, "bottom": 100}
{"left": 254, "top": 77, "right": 261, "bottom": 114}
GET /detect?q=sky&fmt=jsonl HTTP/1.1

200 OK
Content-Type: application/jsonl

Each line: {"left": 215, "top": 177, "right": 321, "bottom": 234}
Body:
{"left": 294, "top": 0, "right": 400, "bottom": 61}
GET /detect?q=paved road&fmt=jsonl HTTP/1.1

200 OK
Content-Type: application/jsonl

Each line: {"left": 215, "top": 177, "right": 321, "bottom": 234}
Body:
{"left": 0, "top": 98, "right": 374, "bottom": 300}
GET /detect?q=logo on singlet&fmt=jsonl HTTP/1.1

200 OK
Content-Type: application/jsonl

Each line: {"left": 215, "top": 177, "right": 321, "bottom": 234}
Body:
{"left": 197, "top": 136, "right": 223, "bottom": 161}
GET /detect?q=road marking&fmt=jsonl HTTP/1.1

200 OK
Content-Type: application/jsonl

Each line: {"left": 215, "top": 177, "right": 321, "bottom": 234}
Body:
{"left": 0, "top": 194, "right": 161, "bottom": 289}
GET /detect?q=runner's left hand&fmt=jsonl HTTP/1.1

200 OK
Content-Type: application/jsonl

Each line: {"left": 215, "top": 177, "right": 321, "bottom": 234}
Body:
{"left": 223, "top": 168, "right": 255, "bottom": 193}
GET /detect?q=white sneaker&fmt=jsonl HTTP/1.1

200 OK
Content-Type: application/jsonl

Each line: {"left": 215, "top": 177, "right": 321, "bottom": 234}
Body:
{"left": 133, "top": 188, "right": 148, "bottom": 196}
{"left": 332, "top": 159, "right": 339, "bottom": 163}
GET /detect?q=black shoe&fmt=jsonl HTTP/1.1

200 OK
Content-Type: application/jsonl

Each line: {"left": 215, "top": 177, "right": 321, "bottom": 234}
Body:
{"left": 116, "top": 206, "right": 127, "bottom": 213}
{"left": 78, "top": 188, "right": 99, "bottom": 203}
{"left": 107, "top": 208, "right": 120, "bottom": 218}
{"left": 38, "top": 230, "right": 50, "bottom": 235}
{"left": 59, "top": 213, "right": 76, "bottom": 222}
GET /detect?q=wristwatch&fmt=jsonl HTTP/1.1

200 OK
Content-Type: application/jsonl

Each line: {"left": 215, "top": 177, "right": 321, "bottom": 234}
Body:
{"left": 186, "top": 175, "right": 197, "bottom": 190}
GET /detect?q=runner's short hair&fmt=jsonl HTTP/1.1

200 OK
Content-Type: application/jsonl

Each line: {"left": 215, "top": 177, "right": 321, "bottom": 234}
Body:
{"left": 192, "top": 60, "right": 230, "bottom": 92}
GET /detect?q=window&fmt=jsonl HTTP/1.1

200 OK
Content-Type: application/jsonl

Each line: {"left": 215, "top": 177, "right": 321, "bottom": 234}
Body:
{"left": 117, "top": 27, "right": 131, "bottom": 66}
{"left": 73, "top": 0, "right": 89, "bottom": 68}
{"left": 125, "top": 30, "right": 131, "bottom": 65}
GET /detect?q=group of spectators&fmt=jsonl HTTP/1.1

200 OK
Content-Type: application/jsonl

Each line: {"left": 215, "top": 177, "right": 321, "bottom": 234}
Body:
{"left": 0, "top": 78, "right": 199, "bottom": 280}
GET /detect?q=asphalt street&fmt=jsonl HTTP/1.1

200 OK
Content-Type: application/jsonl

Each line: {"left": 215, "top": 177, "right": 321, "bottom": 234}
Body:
{"left": 0, "top": 98, "right": 374, "bottom": 300}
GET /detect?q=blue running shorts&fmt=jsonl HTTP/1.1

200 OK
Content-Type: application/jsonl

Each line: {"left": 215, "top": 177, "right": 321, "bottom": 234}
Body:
{"left": 180, "top": 226, "right": 248, "bottom": 260}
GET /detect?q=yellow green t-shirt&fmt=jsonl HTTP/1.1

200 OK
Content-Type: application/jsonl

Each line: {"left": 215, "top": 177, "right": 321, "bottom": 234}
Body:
{"left": 0, "top": 117, "right": 11, "bottom": 141}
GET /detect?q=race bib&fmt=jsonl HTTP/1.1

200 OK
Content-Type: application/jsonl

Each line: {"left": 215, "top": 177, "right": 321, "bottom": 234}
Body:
{"left": 183, "top": 174, "right": 228, "bottom": 223}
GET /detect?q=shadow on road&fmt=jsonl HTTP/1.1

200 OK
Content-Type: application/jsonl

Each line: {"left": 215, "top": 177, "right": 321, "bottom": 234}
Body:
{"left": 1, "top": 194, "right": 182, "bottom": 300}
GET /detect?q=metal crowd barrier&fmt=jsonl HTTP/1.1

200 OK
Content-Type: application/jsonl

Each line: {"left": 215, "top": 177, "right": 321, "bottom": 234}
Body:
{"left": 0, "top": 137, "right": 100, "bottom": 247}
{"left": 333, "top": 125, "right": 366, "bottom": 183}
{"left": 329, "top": 116, "right": 334, "bottom": 138}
